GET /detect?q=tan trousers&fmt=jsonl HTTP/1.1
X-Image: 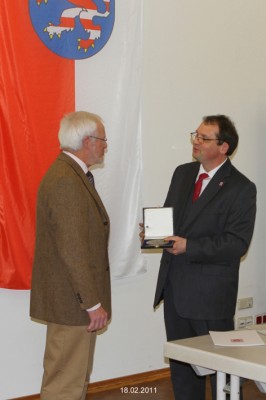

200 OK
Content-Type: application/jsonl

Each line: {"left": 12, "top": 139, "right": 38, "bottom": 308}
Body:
{"left": 40, "top": 323, "right": 96, "bottom": 400}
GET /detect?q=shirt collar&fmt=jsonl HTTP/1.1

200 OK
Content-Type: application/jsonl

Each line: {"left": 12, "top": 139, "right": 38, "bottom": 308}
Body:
{"left": 63, "top": 151, "right": 89, "bottom": 174}
{"left": 197, "top": 159, "right": 227, "bottom": 180}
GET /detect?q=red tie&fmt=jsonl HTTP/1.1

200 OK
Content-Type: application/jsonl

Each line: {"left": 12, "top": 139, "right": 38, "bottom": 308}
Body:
{"left": 192, "top": 173, "right": 209, "bottom": 202}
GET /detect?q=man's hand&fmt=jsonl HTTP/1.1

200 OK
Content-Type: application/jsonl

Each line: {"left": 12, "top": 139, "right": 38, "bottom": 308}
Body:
{"left": 165, "top": 236, "right": 187, "bottom": 255}
{"left": 87, "top": 306, "right": 108, "bottom": 332}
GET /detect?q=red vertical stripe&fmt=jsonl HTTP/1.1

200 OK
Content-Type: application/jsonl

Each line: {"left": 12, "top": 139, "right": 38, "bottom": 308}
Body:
{"left": 0, "top": 1, "right": 75, "bottom": 289}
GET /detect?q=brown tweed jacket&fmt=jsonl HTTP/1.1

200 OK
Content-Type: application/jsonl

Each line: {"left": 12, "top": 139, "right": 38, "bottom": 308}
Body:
{"left": 30, "top": 153, "right": 111, "bottom": 326}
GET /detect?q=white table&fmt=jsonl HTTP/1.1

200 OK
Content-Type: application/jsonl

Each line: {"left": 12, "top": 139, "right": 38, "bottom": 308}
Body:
{"left": 164, "top": 332, "right": 266, "bottom": 400}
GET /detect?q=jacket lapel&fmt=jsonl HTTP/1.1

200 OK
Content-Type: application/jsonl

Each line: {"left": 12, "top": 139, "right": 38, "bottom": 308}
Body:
{"left": 181, "top": 159, "right": 232, "bottom": 231}
{"left": 171, "top": 163, "right": 198, "bottom": 227}
{"left": 57, "top": 153, "right": 109, "bottom": 221}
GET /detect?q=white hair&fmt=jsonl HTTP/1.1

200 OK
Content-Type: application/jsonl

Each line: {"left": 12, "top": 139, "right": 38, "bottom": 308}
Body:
{"left": 58, "top": 111, "right": 103, "bottom": 150}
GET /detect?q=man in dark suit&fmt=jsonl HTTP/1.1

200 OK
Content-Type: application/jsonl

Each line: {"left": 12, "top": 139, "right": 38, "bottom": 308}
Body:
{"left": 154, "top": 115, "right": 256, "bottom": 400}
{"left": 30, "top": 111, "right": 111, "bottom": 400}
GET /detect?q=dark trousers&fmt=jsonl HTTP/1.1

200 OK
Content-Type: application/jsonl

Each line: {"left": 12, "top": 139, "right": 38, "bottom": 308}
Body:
{"left": 164, "top": 283, "right": 235, "bottom": 400}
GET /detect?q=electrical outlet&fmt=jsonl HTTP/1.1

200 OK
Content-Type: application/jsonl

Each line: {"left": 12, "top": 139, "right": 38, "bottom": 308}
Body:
{"left": 237, "top": 316, "right": 253, "bottom": 329}
{"left": 237, "top": 297, "right": 253, "bottom": 310}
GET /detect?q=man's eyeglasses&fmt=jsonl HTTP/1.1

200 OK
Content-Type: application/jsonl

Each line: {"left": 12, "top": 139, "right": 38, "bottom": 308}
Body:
{"left": 190, "top": 132, "right": 219, "bottom": 144}
{"left": 88, "top": 135, "right": 107, "bottom": 142}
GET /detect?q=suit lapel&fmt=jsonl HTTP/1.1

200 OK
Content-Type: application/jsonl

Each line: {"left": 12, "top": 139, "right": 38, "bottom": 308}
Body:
{"left": 57, "top": 153, "right": 109, "bottom": 221}
{"left": 170, "top": 163, "right": 198, "bottom": 228}
{"left": 181, "top": 159, "right": 232, "bottom": 231}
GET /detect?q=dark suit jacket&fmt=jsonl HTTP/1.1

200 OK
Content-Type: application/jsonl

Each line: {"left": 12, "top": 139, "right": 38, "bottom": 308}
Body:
{"left": 154, "top": 159, "right": 256, "bottom": 320}
{"left": 30, "top": 153, "right": 111, "bottom": 326}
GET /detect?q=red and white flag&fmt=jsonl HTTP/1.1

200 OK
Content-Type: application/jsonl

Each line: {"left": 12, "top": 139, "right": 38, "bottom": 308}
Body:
{"left": 0, "top": 0, "right": 145, "bottom": 289}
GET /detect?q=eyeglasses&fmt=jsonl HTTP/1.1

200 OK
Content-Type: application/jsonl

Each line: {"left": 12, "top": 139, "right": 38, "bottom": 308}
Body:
{"left": 88, "top": 135, "right": 107, "bottom": 142}
{"left": 190, "top": 132, "right": 219, "bottom": 144}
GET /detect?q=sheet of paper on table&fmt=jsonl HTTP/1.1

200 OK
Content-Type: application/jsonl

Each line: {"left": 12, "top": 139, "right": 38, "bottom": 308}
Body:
{"left": 209, "top": 330, "right": 265, "bottom": 346}
{"left": 246, "top": 323, "right": 266, "bottom": 335}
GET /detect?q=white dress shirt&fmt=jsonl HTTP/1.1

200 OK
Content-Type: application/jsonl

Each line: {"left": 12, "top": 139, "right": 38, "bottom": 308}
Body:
{"left": 196, "top": 159, "right": 227, "bottom": 196}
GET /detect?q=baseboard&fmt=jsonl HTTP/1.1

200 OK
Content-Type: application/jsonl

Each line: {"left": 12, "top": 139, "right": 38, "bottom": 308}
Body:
{"left": 88, "top": 367, "right": 170, "bottom": 394}
{"left": 10, "top": 368, "right": 170, "bottom": 399}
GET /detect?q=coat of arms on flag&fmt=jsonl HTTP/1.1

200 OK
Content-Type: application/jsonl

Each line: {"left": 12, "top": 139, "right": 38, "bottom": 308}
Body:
{"left": 29, "top": 0, "right": 115, "bottom": 59}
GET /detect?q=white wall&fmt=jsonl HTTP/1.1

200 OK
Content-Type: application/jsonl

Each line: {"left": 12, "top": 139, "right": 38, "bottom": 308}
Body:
{"left": 1, "top": 1, "right": 266, "bottom": 398}
{"left": 142, "top": 0, "right": 266, "bottom": 322}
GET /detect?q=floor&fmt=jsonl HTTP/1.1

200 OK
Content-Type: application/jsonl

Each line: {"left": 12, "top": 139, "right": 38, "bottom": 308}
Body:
{"left": 88, "top": 376, "right": 266, "bottom": 399}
